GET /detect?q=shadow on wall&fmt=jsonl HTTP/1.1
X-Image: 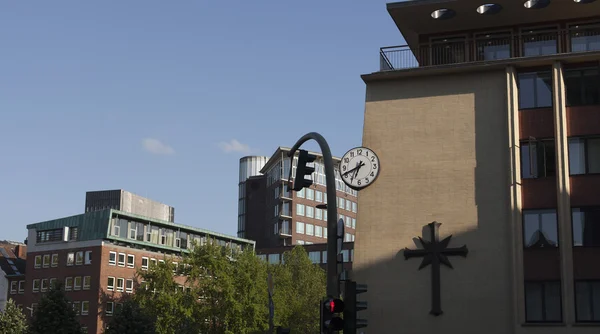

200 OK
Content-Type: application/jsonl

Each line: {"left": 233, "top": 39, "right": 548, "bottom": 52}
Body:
{"left": 354, "top": 69, "right": 520, "bottom": 334}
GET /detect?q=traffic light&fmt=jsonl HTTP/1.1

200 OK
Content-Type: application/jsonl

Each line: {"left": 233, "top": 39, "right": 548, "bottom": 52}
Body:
{"left": 293, "top": 149, "right": 316, "bottom": 191}
{"left": 320, "top": 297, "right": 344, "bottom": 333}
{"left": 343, "top": 281, "right": 368, "bottom": 333}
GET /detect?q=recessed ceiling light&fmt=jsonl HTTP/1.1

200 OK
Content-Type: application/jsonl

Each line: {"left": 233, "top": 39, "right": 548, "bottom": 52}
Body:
{"left": 431, "top": 8, "right": 456, "bottom": 20}
{"left": 524, "top": 0, "right": 551, "bottom": 9}
{"left": 477, "top": 4, "right": 503, "bottom": 14}
{"left": 574, "top": 0, "right": 596, "bottom": 3}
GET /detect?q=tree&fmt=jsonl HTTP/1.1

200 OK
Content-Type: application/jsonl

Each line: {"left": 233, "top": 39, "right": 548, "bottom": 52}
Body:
{"left": 29, "top": 282, "right": 82, "bottom": 334}
{"left": 104, "top": 298, "right": 154, "bottom": 334}
{"left": 0, "top": 298, "right": 28, "bottom": 334}
{"left": 271, "top": 246, "right": 326, "bottom": 334}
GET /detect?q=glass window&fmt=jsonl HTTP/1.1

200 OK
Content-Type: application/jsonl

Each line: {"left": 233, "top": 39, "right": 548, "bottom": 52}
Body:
{"left": 49, "top": 278, "right": 56, "bottom": 289}
{"left": 297, "top": 188, "right": 305, "bottom": 198}
{"left": 76, "top": 251, "right": 83, "bottom": 265}
{"left": 74, "top": 277, "right": 82, "bottom": 290}
{"left": 306, "top": 224, "right": 314, "bottom": 236}
{"left": 521, "top": 140, "right": 556, "bottom": 178}
{"left": 568, "top": 137, "right": 600, "bottom": 175}
{"left": 268, "top": 254, "right": 280, "bottom": 264}
{"left": 475, "top": 32, "right": 511, "bottom": 60}
{"left": 430, "top": 36, "right": 466, "bottom": 65}
{"left": 40, "top": 279, "right": 48, "bottom": 292}
{"left": 316, "top": 208, "right": 323, "bottom": 220}
{"left": 34, "top": 255, "right": 41, "bottom": 269}
{"left": 118, "top": 253, "right": 125, "bottom": 267}
{"left": 572, "top": 207, "right": 600, "bottom": 247}
{"left": 315, "top": 225, "right": 323, "bottom": 237}
{"left": 342, "top": 250, "right": 350, "bottom": 263}
{"left": 322, "top": 251, "right": 327, "bottom": 264}
{"left": 32, "top": 279, "right": 40, "bottom": 292}
{"left": 352, "top": 202, "right": 357, "bottom": 213}
{"left": 81, "top": 301, "right": 89, "bottom": 316}
{"left": 306, "top": 206, "right": 314, "bottom": 218}
{"left": 296, "top": 222, "right": 305, "bottom": 234}
{"left": 65, "top": 277, "right": 73, "bottom": 291}
{"left": 525, "top": 281, "right": 562, "bottom": 322}
{"left": 306, "top": 189, "right": 314, "bottom": 200}
{"left": 338, "top": 197, "right": 345, "bottom": 209}
{"left": 522, "top": 28, "right": 558, "bottom": 57}
{"left": 10, "top": 281, "right": 17, "bottom": 294}
{"left": 316, "top": 191, "right": 323, "bottom": 202}
{"left": 127, "top": 254, "right": 135, "bottom": 268}
{"left": 352, "top": 218, "right": 356, "bottom": 229}
{"left": 108, "top": 252, "right": 116, "bottom": 265}
{"left": 565, "top": 68, "right": 600, "bottom": 106}
{"left": 570, "top": 24, "right": 600, "bottom": 52}
{"left": 523, "top": 209, "right": 559, "bottom": 247}
{"left": 126, "top": 279, "right": 134, "bottom": 293}
{"left": 84, "top": 251, "right": 92, "bottom": 265}
{"left": 51, "top": 254, "right": 59, "bottom": 267}
{"left": 42, "top": 254, "right": 50, "bottom": 268}
{"left": 346, "top": 200, "right": 352, "bottom": 211}
{"left": 106, "top": 302, "right": 114, "bottom": 315}
{"left": 297, "top": 240, "right": 305, "bottom": 245}
{"left": 67, "top": 252, "right": 75, "bottom": 266}
{"left": 518, "top": 71, "right": 553, "bottom": 109}
{"left": 296, "top": 204, "right": 305, "bottom": 216}
{"left": 107, "top": 277, "right": 115, "bottom": 291}
{"left": 575, "top": 280, "right": 600, "bottom": 322}
{"left": 83, "top": 276, "right": 91, "bottom": 290}
{"left": 117, "top": 278, "right": 124, "bottom": 292}
{"left": 18, "top": 281, "right": 25, "bottom": 293}
{"left": 309, "top": 251, "right": 320, "bottom": 264}
{"left": 345, "top": 218, "right": 351, "bottom": 228}
{"left": 142, "top": 257, "right": 149, "bottom": 270}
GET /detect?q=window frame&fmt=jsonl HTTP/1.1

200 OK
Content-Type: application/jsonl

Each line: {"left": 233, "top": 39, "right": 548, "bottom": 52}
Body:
{"left": 107, "top": 276, "right": 115, "bottom": 291}
{"left": 524, "top": 280, "right": 563, "bottom": 323}
{"left": 141, "top": 257, "right": 149, "bottom": 270}
{"left": 575, "top": 280, "right": 600, "bottom": 322}
{"left": 67, "top": 252, "right": 75, "bottom": 266}
{"left": 83, "top": 276, "right": 91, "bottom": 290}
{"left": 518, "top": 70, "right": 553, "bottom": 110}
{"left": 84, "top": 251, "right": 92, "bottom": 265}
{"left": 572, "top": 206, "right": 600, "bottom": 247}
{"left": 118, "top": 253, "right": 126, "bottom": 267}
{"left": 116, "top": 278, "right": 124, "bottom": 292}
{"left": 51, "top": 253, "right": 59, "bottom": 267}
{"left": 34, "top": 255, "right": 42, "bottom": 269}
{"left": 568, "top": 136, "right": 600, "bottom": 175}
{"left": 127, "top": 254, "right": 135, "bottom": 268}
{"left": 108, "top": 251, "right": 116, "bottom": 266}
{"left": 521, "top": 138, "right": 557, "bottom": 179}
{"left": 523, "top": 209, "right": 559, "bottom": 248}
{"left": 32, "top": 279, "right": 40, "bottom": 293}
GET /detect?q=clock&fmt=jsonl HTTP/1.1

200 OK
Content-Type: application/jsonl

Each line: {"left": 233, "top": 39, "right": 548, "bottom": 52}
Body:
{"left": 339, "top": 147, "right": 380, "bottom": 190}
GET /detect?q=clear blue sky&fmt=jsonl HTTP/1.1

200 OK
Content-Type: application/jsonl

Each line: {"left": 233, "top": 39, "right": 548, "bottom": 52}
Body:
{"left": 0, "top": 0, "right": 404, "bottom": 242}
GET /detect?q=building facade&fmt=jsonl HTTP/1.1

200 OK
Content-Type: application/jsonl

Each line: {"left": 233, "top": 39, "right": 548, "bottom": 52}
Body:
{"left": 354, "top": 0, "right": 600, "bottom": 333}
{"left": 239, "top": 147, "right": 359, "bottom": 249}
{"left": 256, "top": 242, "right": 354, "bottom": 273}
{"left": 238, "top": 156, "right": 270, "bottom": 239}
{"left": 0, "top": 241, "right": 27, "bottom": 311}
{"left": 24, "top": 209, "right": 255, "bottom": 334}
{"left": 85, "top": 189, "right": 175, "bottom": 222}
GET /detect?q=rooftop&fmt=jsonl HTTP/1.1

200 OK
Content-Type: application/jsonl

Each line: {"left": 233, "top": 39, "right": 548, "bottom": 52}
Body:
{"left": 0, "top": 242, "right": 26, "bottom": 277}
{"left": 260, "top": 146, "right": 342, "bottom": 174}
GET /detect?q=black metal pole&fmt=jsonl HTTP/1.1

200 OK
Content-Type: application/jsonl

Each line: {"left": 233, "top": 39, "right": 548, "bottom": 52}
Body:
{"left": 288, "top": 132, "right": 339, "bottom": 298}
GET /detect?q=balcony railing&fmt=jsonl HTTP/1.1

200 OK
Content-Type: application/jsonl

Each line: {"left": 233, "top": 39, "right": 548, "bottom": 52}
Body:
{"left": 379, "top": 27, "right": 600, "bottom": 71}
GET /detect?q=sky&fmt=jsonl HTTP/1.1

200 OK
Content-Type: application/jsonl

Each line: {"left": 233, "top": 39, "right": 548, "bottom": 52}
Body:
{"left": 0, "top": 0, "right": 404, "bottom": 242}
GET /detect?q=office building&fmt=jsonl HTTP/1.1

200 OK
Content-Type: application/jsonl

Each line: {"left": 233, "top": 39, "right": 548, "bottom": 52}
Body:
{"left": 0, "top": 241, "right": 27, "bottom": 311}
{"left": 24, "top": 208, "right": 255, "bottom": 333}
{"left": 238, "top": 147, "right": 359, "bottom": 249}
{"left": 354, "top": 0, "right": 600, "bottom": 333}
{"left": 85, "top": 189, "right": 175, "bottom": 222}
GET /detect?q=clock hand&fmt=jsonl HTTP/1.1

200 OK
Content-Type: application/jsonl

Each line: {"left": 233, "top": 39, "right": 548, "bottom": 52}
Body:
{"left": 352, "top": 161, "right": 364, "bottom": 181}
{"left": 342, "top": 163, "right": 362, "bottom": 177}
{"left": 350, "top": 162, "right": 360, "bottom": 183}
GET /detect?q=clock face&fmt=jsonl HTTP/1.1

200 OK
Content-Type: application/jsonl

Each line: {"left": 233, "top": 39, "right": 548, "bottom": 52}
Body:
{"left": 339, "top": 147, "right": 380, "bottom": 190}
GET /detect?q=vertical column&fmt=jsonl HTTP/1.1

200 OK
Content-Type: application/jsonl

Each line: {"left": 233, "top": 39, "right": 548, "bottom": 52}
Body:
{"left": 552, "top": 61, "right": 574, "bottom": 324}
{"left": 506, "top": 66, "right": 525, "bottom": 327}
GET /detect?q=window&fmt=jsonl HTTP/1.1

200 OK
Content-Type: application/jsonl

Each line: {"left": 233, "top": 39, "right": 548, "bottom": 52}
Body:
{"left": 430, "top": 36, "right": 466, "bottom": 65}
{"left": 297, "top": 240, "right": 305, "bottom": 245}
{"left": 352, "top": 218, "right": 356, "bottom": 229}
{"left": 346, "top": 200, "right": 352, "bottom": 212}
{"left": 76, "top": 251, "right": 83, "bottom": 265}
{"left": 523, "top": 210, "right": 558, "bottom": 247}
{"left": 309, "top": 251, "right": 320, "bottom": 264}
{"left": 49, "top": 278, "right": 56, "bottom": 289}
{"left": 67, "top": 252, "right": 75, "bottom": 266}
{"left": 69, "top": 227, "right": 78, "bottom": 241}
{"left": 127, "top": 254, "right": 135, "bottom": 268}
{"left": 345, "top": 233, "right": 352, "bottom": 242}
{"left": 83, "top": 276, "right": 91, "bottom": 290}
{"left": 150, "top": 258, "right": 157, "bottom": 268}
{"left": 34, "top": 255, "right": 42, "bottom": 269}
{"left": 74, "top": 277, "right": 82, "bottom": 290}
{"left": 315, "top": 225, "right": 323, "bottom": 237}
{"left": 296, "top": 222, "right": 304, "bottom": 234}
{"left": 129, "top": 223, "right": 137, "bottom": 239}
{"left": 518, "top": 71, "right": 552, "bottom": 109}
{"left": 268, "top": 254, "right": 280, "bottom": 264}
{"left": 296, "top": 204, "right": 305, "bottom": 216}
{"left": 106, "top": 302, "right": 114, "bottom": 316}
{"left": 569, "top": 137, "right": 600, "bottom": 175}
{"left": 85, "top": 251, "right": 92, "bottom": 265}
{"left": 306, "top": 206, "right": 314, "bottom": 218}
{"left": 10, "top": 281, "right": 17, "bottom": 294}
{"left": 51, "top": 254, "right": 59, "bottom": 267}
{"left": 32, "top": 279, "right": 40, "bottom": 292}
{"left": 572, "top": 207, "right": 600, "bottom": 247}
{"left": 352, "top": 202, "right": 357, "bottom": 213}
{"left": 126, "top": 279, "right": 134, "bottom": 293}
{"left": 316, "top": 191, "right": 323, "bottom": 202}
{"left": 41, "top": 279, "right": 48, "bottom": 292}
{"left": 81, "top": 301, "right": 89, "bottom": 316}
{"left": 345, "top": 217, "right": 351, "bottom": 228}
{"left": 115, "top": 278, "right": 123, "bottom": 292}
{"left": 118, "top": 253, "right": 125, "bottom": 267}
{"left": 18, "top": 281, "right": 24, "bottom": 294}
{"left": 108, "top": 251, "right": 116, "bottom": 265}
{"left": 36, "top": 228, "right": 62, "bottom": 243}
{"left": 322, "top": 251, "right": 327, "bottom": 264}
{"left": 338, "top": 197, "right": 345, "bottom": 210}
{"left": 522, "top": 28, "right": 558, "bottom": 57}
{"left": 306, "top": 189, "right": 314, "bottom": 200}
{"left": 42, "top": 254, "right": 50, "bottom": 268}
{"left": 324, "top": 227, "right": 328, "bottom": 238}
{"left": 107, "top": 277, "right": 115, "bottom": 291}
{"left": 65, "top": 277, "right": 73, "bottom": 291}
{"left": 297, "top": 188, "right": 305, "bottom": 198}
{"left": 525, "top": 281, "right": 562, "bottom": 322}
{"left": 72, "top": 301, "right": 80, "bottom": 315}
{"left": 570, "top": 23, "right": 600, "bottom": 53}
{"left": 342, "top": 250, "right": 350, "bottom": 262}
{"left": 521, "top": 139, "right": 556, "bottom": 179}
{"left": 475, "top": 32, "right": 511, "bottom": 61}
{"left": 575, "top": 280, "right": 600, "bottom": 322}
{"left": 274, "top": 204, "right": 279, "bottom": 218}
{"left": 565, "top": 67, "right": 600, "bottom": 106}
{"left": 305, "top": 224, "right": 314, "bottom": 236}
{"left": 142, "top": 257, "right": 149, "bottom": 270}
{"left": 316, "top": 208, "right": 323, "bottom": 220}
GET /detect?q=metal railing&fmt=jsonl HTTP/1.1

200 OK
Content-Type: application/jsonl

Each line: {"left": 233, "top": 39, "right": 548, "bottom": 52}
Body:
{"left": 379, "top": 28, "right": 600, "bottom": 71}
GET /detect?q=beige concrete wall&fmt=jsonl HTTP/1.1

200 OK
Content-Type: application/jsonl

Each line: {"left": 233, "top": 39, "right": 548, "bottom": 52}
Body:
{"left": 355, "top": 70, "right": 514, "bottom": 334}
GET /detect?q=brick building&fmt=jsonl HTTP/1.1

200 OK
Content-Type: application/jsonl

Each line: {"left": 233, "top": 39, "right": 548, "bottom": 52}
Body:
{"left": 24, "top": 209, "right": 255, "bottom": 334}
{"left": 256, "top": 242, "right": 354, "bottom": 274}
{"left": 238, "top": 147, "right": 359, "bottom": 250}
{"left": 0, "top": 241, "right": 27, "bottom": 311}
{"left": 354, "top": 0, "right": 600, "bottom": 333}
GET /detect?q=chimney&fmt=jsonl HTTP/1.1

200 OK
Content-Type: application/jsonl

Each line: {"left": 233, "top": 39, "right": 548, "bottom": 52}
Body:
{"left": 15, "top": 245, "right": 27, "bottom": 259}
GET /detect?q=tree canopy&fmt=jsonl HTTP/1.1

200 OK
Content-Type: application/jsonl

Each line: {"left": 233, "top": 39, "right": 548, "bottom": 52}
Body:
{"left": 29, "top": 282, "right": 82, "bottom": 334}
{"left": 0, "top": 298, "right": 28, "bottom": 334}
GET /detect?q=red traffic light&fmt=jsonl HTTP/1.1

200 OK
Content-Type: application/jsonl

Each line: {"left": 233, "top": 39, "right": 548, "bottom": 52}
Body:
{"left": 324, "top": 298, "right": 344, "bottom": 313}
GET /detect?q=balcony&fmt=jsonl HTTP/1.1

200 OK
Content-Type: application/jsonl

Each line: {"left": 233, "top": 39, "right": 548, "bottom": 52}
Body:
{"left": 279, "top": 220, "right": 292, "bottom": 238}
{"left": 379, "top": 27, "right": 600, "bottom": 71}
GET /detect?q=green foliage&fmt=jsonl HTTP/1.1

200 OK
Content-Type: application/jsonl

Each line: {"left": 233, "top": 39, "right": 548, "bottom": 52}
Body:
{"left": 0, "top": 298, "right": 28, "bottom": 334}
{"left": 29, "top": 282, "right": 82, "bottom": 334}
{"left": 104, "top": 298, "right": 154, "bottom": 334}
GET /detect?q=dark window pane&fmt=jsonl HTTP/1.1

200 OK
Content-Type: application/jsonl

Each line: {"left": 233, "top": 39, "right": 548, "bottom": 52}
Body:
{"left": 525, "top": 282, "right": 544, "bottom": 321}
{"left": 525, "top": 281, "right": 562, "bottom": 322}
{"left": 588, "top": 139, "right": 600, "bottom": 173}
{"left": 519, "top": 72, "right": 552, "bottom": 109}
{"left": 569, "top": 138, "right": 586, "bottom": 175}
{"left": 544, "top": 282, "right": 562, "bottom": 321}
{"left": 523, "top": 210, "right": 558, "bottom": 247}
{"left": 565, "top": 68, "right": 600, "bottom": 106}
{"left": 519, "top": 73, "right": 536, "bottom": 109}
